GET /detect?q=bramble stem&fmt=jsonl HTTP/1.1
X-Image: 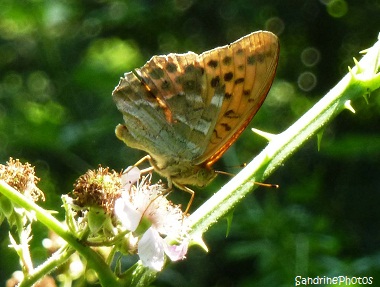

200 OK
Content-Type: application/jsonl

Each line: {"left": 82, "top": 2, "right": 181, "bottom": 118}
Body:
{"left": 18, "top": 245, "right": 75, "bottom": 287}
{"left": 0, "top": 181, "right": 120, "bottom": 286}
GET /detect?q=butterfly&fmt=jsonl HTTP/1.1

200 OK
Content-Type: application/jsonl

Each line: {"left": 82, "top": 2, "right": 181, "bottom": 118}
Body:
{"left": 113, "top": 31, "right": 279, "bottom": 204}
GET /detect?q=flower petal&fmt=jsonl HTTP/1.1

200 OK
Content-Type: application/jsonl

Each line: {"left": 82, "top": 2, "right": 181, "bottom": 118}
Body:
{"left": 164, "top": 240, "right": 188, "bottom": 261}
{"left": 121, "top": 166, "right": 141, "bottom": 191}
{"left": 138, "top": 227, "right": 165, "bottom": 271}
{"left": 114, "top": 196, "right": 141, "bottom": 231}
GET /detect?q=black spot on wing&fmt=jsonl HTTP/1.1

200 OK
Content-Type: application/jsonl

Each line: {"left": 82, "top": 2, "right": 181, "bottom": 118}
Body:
{"left": 224, "top": 109, "right": 239, "bottom": 118}
{"left": 166, "top": 63, "right": 178, "bottom": 73}
{"left": 211, "top": 76, "right": 220, "bottom": 88}
{"left": 257, "top": 53, "right": 265, "bottom": 63}
{"left": 207, "top": 60, "right": 219, "bottom": 68}
{"left": 225, "top": 92, "right": 232, "bottom": 99}
{"left": 161, "top": 80, "right": 171, "bottom": 90}
{"left": 149, "top": 68, "right": 164, "bottom": 80}
{"left": 222, "top": 56, "right": 232, "bottom": 65}
{"left": 223, "top": 72, "right": 233, "bottom": 82}
{"left": 175, "top": 64, "right": 203, "bottom": 94}
{"left": 185, "top": 64, "right": 195, "bottom": 73}
{"left": 247, "top": 55, "right": 256, "bottom": 65}
{"left": 234, "top": 78, "right": 244, "bottom": 84}
{"left": 220, "top": 123, "right": 231, "bottom": 131}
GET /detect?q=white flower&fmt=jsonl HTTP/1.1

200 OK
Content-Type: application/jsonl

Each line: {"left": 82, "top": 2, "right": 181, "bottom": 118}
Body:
{"left": 114, "top": 167, "right": 189, "bottom": 271}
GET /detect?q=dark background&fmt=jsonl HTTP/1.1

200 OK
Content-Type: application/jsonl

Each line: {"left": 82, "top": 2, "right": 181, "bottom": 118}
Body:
{"left": 1, "top": 0, "right": 380, "bottom": 286}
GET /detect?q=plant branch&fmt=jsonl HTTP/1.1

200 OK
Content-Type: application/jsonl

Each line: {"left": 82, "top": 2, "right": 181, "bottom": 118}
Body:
{"left": 19, "top": 245, "right": 75, "bottom": 287}
{"left": 0, "top": 181, "right": 120, "bottom": 286}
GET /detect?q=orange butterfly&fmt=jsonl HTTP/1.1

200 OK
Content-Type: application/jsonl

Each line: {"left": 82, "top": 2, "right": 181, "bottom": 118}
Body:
{"left": 113, "top": 31, "right": 279, "bottom": 207}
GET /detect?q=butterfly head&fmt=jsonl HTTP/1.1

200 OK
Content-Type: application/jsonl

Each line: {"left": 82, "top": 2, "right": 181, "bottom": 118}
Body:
{"left": 169, "top": 163, "right": 218, "bottom": 188}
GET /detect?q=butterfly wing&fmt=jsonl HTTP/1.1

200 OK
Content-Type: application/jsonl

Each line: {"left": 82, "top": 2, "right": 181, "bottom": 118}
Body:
{"left": 113, "top": 51, "right": 224, "bottom": 172}
{"left": 194, "top": 31, "right": 280, "bottom": 167}
{"left": 136, "top": 52, "right": 225, "bottom": 162}
{"left": 113, "top": 31, "right": 279, "bottom": 185}
{"left": 113, "top": 70, "right": 181, "bottom": 164}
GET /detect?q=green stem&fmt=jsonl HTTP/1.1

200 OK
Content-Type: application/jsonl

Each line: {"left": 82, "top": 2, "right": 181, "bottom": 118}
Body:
{"left": 19, "top": 245, "right": 75, "bottom": 287}
{"left": 0, "top": 181, "right": 120, "bottom": 286}
{"left": 189, "top": 34, "right": 380, "bottom": 236}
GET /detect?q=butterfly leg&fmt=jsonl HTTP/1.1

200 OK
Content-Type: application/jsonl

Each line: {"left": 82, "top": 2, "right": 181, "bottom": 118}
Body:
{"left": 124, "top": 155, "right": 155, "bottom": 175}
{"left": 127, "top": 155, "right": 177, "bottom": 196}
{"left": 126, "top": 155, "right": 195, "bottom": 213}
{"left": 174, "top": 183, "right": 195, "bottom": 214}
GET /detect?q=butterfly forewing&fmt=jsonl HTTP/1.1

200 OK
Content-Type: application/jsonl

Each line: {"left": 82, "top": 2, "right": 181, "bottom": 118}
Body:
{"left": 195, "top": 31, "right": 279, "bottom": 167}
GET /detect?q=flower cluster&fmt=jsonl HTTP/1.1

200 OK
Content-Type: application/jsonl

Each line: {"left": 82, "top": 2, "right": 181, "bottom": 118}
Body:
{"left": 71, "top": 166, "right": 122, "bottom": 216}
{"left": 0, "top": 157, "right": 44, "bottom": 226}
{"left": 66, "top": 165, "right": 189, "bottom": 271}
{"left": 114, "top": 167, "right": 189, "bottom": 271}
{"left": 0, "top": 157, "right": 44, "bottom": 202}
{"left": 0, "top": 158, "right": 46, "bottom": 279}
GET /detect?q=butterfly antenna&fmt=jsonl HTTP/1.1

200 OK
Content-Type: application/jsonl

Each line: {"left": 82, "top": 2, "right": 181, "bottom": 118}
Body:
{"left": 215, "top": 170, "right": 235, "bottom": 177}
{"left": 254, "top": 182, "right": 279, "bottom": 188}
{"left": 222, "top": 163, "right": 247, "bottom": 169}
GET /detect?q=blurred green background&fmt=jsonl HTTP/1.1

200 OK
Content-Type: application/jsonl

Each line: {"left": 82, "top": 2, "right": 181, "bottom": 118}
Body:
{"left": 1, "top": 0, "right": 380, "bottom": 286}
